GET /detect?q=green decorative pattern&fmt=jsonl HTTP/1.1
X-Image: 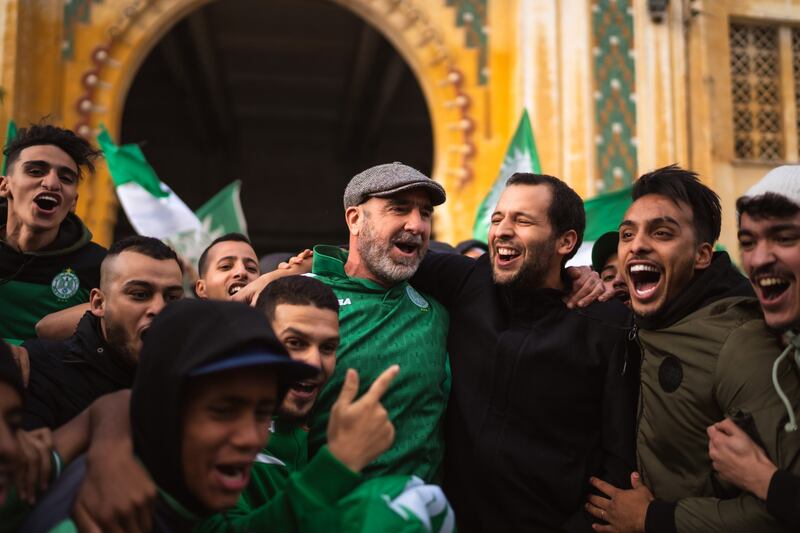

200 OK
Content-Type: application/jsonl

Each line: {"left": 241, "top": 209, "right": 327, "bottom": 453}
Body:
{"left": 446, "top": 0, "right": 489, "bottom": 84}
{"left": 592, "top": 0, "right": 637, "bottom": 191}
{"left": 63, "top": 0, "right": 103, "bottom": 60}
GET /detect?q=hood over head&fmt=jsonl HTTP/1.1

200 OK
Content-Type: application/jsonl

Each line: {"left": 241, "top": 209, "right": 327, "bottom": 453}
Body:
{"left": 130, "top": 299, "right": 316, "bottom": 515}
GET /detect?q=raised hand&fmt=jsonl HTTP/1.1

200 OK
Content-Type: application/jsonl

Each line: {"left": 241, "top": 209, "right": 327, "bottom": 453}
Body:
{"left": 327, "top": 365, "right": 399, "bottom": 473}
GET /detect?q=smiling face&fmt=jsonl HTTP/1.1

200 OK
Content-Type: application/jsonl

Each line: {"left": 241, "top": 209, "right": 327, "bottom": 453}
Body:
{"left": 601, "top": 253, "right": 631, "bottom": 307}
{"left": 92, "top": 251, "right": 184, "bottom": 364}
{"left": 619, "top": 194, "right": 713, "bottom": 317}
{"left": 488, "top": 184, "right": 572, "bottom": 290}
{"left": 196, "top": 240, "right": 260, "bottom": 300}
{"left": 739, "top": 211, "right": 800, "bottom": 331}
{"left": 348, "top": 189, "right": 432, "bottom": 286}
{"left": 181, "top": 366, "right": 278, "bottom": 511}
{"left": 270, "top": 303, "right": 339, "bottom": 421}
{"left": 0, "top": 144, "right": 79, "bottom": 237}
{"left": 0, "top": 382, "right": 22, "bottom": 507}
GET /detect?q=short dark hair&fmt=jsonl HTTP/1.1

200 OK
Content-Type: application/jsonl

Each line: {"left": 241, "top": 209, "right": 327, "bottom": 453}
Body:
{"left": 505, "top": 173, "right": 585, "bottom": 263}
{"left": 255, "top": 275, "right": 339, "bottom": 323}
{"left": 108, "top": 235, "right": 180, "bottom": 262}
{"left": 4, "top": 124, "right": 102, "bottom": 178}
{"left": 736, "top": 192, "right": 800, "bottom": 222}
{"left": 197, "top": 233, "right": 253, "bottom": 276}
{"left": 632, "top": 165, "right": 721, "bottom": 245}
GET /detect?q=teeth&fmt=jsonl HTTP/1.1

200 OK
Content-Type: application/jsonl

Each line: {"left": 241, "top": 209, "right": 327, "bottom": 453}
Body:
{"left": 498, "top": 247, "right": 518, "bottom": 256}
{"left": 630, "top": 264, "right": 659, "bottom": 273}
{"left": 758, "top": 277, "right": 788, "bottom": 287}
{"left": 230, "top": 285, "right": 241, "bottom": 294}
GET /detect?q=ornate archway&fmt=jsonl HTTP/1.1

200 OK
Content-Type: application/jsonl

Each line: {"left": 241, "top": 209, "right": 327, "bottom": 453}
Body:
{"left": 60, "top": 0, "right": 487, "bottom": 245}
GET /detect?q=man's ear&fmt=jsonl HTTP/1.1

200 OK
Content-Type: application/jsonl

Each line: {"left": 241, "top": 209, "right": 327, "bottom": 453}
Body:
{"left": 89, "top": 288, "right": 105, "bottom": 318}
{"left": 195, "top": 279, "right": 208, "bottom": 299}
{"left": 345, "top": 206, "right": 362, "bottom": 236}
{"left": 556, "top": 230, "right": 578, "bottom": 258}
{"left": 0, "top": 175, "right": 9, "bottom": 200}
{"left": 70, "top": 192, "right": 78, "bottom": 212}
{"left": 694, "top": 242, "right": 714, "bottom": 270}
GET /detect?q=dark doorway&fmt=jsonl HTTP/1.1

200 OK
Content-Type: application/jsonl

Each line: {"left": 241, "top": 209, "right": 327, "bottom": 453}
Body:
{"left": 118, "top": 0, "right": 433, "bottom": 254}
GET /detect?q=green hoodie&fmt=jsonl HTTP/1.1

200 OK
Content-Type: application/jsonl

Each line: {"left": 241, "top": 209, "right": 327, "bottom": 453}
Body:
{"left": 0, "top": 205, "right": 105, "bottom": 344}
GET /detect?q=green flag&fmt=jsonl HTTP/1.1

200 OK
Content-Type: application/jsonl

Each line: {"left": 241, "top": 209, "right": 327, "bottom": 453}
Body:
{"left": 195, "top": 180, "right": 248, "bottom": 238}
{"left": 97, "top": 124, "right": 169, "bottom": 199}
{"left": 472, "top": 110, "right": 541, "bottom": 242}
{"left": 568, "top": 186, "right": 632, "bottom": 266}
{"left": 1, "top": 120, "right": 16, "bottom": 174}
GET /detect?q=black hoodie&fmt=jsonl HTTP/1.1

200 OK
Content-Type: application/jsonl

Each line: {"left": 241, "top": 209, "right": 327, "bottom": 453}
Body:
{"left": 22, "top": 311, "right": 133, "bottom": 429}
{"left": 20, "top": 299, "right": 315, "bottom": 533}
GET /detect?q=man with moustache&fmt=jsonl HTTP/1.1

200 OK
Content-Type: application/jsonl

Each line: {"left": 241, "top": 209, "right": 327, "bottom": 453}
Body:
{"left": 301, "top": 162, "right": 450, "bottom": 484}
{"left": 0, "top": 125, "right": 105, "bottom": 346}
{"left": 706, "top": 166, "right": 800, "bottom": 531}
{"left": 195, "top": 233, "right": 261, "bottom": 300}
{"left": 21, "top": 236, "right": 183, "bottom": 429}
{"left": 409, "top": 173, "right": 638, "bottom": 532}
{"left": 586, "top": 166, "right": 800, "bottom": 533}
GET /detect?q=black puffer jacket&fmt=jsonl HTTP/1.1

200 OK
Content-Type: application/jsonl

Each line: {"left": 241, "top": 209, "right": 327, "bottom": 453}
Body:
{"left": 412, "top": 252, "right": 639, "bottom": 532}
{"left": 23, "top": 312, "right": 133, "bottom": 429}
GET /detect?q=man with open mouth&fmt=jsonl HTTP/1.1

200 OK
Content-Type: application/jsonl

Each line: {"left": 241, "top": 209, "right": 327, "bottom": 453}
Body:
{"left": 408, "top": 173, "right": 637, "bottom": 532}
{"left": 592, "top": 230, "right": 631, "bottom": 308}
{"left": 0, "top": 125, "right": 106, "bottom": 346}
{"left": 195, "top": 233, "right": 261, "bottom": 300}
{"left": 586, "top": 165, "right": 800, "bottom": 533}
{"left": 20, "top": 236, "right": 183, "bottom": 430}
{"left": 706, "top": 165, "right": 800, "bottom": 531}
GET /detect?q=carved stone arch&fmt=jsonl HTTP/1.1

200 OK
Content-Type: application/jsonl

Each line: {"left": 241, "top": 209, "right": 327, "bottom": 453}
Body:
{"left": 64, "top": 0, "right": 482, "bottom": 244}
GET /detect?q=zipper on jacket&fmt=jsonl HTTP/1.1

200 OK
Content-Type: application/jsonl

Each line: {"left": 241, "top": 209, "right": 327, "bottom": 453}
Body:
{"left": 629, "top": 324, "right": 646, "bottom": 470}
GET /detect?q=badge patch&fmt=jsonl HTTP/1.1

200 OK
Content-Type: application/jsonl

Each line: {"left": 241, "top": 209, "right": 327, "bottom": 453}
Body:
{"left": 658, "top": 356, "right": 683, "bottom": 393}
{"left": 51, "top": 268, "right": 80, "bottom": 300}
{"left": 406, "top": 285, "right": 429, "bottom": 309}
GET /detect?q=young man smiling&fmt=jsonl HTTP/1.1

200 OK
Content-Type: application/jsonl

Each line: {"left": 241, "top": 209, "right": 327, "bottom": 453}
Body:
{"left": 23, "top": 299, "right": 318, "bottom": 532}
{"left": 0, "top": 125, "right": 105, "bottom": 345}
{"left": 409, "top": 173, "right": 637, "bottom": 532}
{"left": 706, "top": 165, "right": 800, "bottom": 531}
{"left": 587, "top": 165, "right": 800, "bottom": 533}
{"left": 195, "top": 233, "right": 260, "bottom": 300}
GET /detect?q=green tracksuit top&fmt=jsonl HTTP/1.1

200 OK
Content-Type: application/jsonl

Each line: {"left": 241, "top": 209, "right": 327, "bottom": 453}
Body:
{"left": 306, "top": 245, "right": 449, "bottom": 483}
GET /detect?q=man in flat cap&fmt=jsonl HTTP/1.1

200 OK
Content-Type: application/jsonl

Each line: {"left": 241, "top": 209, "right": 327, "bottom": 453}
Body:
{"left": 238, "top": 161, "right": 450, "bottom": 484}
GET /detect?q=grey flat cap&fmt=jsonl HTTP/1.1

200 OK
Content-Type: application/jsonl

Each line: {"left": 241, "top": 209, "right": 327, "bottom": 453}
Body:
{"left": 343, "top": 162, "right": 446, "bottom": 208}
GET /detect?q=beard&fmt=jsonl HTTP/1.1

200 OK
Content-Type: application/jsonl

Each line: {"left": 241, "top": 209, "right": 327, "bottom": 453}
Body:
{"left": 491, "top": 236, "right": 557, "bottom": 291}
{"left": 357, "top": 217, "right": 425, "bottom": 285}
{"left": 102, "top": 317, "right": 139, "bottom": 367}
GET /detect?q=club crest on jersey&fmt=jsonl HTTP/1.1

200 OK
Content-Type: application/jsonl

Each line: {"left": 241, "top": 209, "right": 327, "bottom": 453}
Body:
{"left": 51, "top": 268, "right": 80, "bottom": 300}
{"left": 406, "top": 286, "right": 429, "bottom": 310}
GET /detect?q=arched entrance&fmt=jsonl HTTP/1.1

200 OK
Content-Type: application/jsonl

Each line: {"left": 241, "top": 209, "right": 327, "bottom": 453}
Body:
{"left": 62, "top": 0, "right": 483, "bottom": 246}
{"left": 116, "top": 0, "right": 433, "bottom": 253}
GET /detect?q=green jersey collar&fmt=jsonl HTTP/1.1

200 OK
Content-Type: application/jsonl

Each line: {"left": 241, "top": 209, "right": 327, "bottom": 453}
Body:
{"left": 312, "top": 244, "right": 405, "bottom": 292}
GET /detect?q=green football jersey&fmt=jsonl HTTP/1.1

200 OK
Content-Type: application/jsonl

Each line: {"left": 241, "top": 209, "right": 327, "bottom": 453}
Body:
{"left": 307, "top": 245, "right": 449, "bottom": 483}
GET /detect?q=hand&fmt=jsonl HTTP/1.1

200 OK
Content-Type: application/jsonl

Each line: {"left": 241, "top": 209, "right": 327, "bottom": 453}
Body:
{"left": 707, "top": 418, "right": 776, "bottom": 500}
{"left": 8, "top": 344, "right": 29, "bottom": 386}
{"left": 327, "top": 365, "right": 399, "bottom": 473}
{"left": 14, "top": 428, "right": 53, "bottom": 504}
{"left": 73, "top": 438, "right": 157, "bottom": 533}
{"left": 586, "top": 473, "right": 652, "bottom": 533}
{"left": 277, "top": 249, "right": 313, "bottom": 270}
{"left": 233, "top": 251, "right": 314, "bottom": 306}
{"left": 564, "top": 266, "right": 611, "bottom": 308}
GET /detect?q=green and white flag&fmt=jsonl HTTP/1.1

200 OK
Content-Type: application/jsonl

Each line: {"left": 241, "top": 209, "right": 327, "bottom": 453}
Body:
{"left": 472, "top": 109, "right": 541, "bottom": 242}
{"left": 568, "top": 186, "right": 632, "bottom": 266}
{"left": 195, "top": 179, "right": 247, "bottom": 238}
{"left": 98, "top": 125, "right": 203, "bottom": 239}
{"left": 1, "top": 120, "right": 16, "bottom": 174}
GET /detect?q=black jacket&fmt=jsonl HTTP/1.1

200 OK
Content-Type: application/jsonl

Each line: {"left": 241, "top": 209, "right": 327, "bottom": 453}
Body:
{"left": 768, "top": 470, "right": 800, "bottom": 530}
{"left": 412, "top": 252, "right": 639, "bottom": 532}
{"left": 22, "top": 312, "right": 134, "bottom": 429}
